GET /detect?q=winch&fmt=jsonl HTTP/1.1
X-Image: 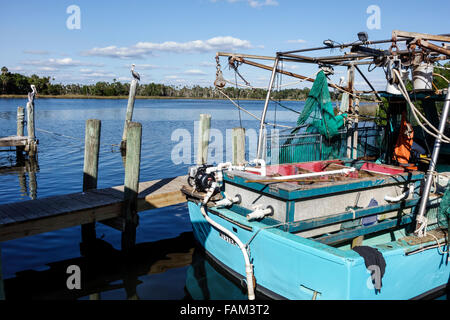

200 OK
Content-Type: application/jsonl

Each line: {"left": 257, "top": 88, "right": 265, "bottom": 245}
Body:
{"left": 188, "top": 165, "right": 216, "bottom": 192}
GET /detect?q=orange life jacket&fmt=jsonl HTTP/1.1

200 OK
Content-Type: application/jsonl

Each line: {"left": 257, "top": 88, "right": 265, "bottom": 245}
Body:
{"left": 393, "top": 112, "right": 414, "bottom": 166}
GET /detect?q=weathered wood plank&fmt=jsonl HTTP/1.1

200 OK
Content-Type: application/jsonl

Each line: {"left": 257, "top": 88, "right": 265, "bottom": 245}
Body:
{"left": 0, "top": 136, "right": 28, "bottom": 147}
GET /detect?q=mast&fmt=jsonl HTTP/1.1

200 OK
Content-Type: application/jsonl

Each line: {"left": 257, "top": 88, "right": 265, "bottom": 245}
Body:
{"left": 415, "top": 84, "right": 450, "bottom": 236}
{"left": 256, "top": 56, "right": 279, "bottom": 161}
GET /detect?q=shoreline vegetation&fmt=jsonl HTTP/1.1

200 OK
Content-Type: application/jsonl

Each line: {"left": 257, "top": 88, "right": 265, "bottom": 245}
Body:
{"left": 0, "top": 67, "right": 378, "bottom": 102}
{"left": 0, "top": 94, "right": 303, "bottom": 101}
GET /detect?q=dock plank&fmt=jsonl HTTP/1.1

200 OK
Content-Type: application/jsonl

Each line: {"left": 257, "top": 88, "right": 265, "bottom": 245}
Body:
{"left": 0, "top": 176, "right": 188, "bottom": 242}
{"left": 0, "top": 136, "right": 28, "bottom": 147}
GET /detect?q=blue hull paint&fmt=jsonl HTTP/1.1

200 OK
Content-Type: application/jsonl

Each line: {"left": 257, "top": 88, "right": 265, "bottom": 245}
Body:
{"left": 188, "top": 201, "right": 449, "bottom": 300}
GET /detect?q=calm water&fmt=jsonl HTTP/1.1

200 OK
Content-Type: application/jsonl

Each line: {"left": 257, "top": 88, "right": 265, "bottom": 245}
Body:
{"left": 0, "top": 97, "right": 300, "bottom": 300}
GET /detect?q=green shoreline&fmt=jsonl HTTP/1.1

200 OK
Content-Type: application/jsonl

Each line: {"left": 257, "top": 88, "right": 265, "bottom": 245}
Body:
{"left": 0, "top": 94, "right": 288, "bottom": 101}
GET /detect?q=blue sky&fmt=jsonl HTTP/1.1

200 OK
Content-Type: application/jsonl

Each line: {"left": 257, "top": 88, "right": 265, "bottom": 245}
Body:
{"left": 1, "top": 0, "right": 449, "bottom": 89}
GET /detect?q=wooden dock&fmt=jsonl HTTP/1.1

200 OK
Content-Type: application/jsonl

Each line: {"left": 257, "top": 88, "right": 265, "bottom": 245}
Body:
{"left": 0, "top": 136, "right": 29, "bottom": 148}
{"left": 0, "top": 175, "right": 187, "bottom": 242}
{"left": 0, "top": 105, "right": 38, "bottom": 157}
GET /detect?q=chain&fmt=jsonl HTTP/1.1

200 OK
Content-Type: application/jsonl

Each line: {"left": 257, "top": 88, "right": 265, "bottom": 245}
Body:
{"left": 214, "top": 55, "right": 226, "bottom": 88}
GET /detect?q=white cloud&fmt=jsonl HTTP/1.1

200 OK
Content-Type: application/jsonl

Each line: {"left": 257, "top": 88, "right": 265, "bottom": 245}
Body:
{"left": 164, "top": 75, "right": 180, "bottom": 79}
{"left": 37, "top": 67, "right": 57, "bottom": 71}
{"left": 22, "top": 58, "right": 104, "bottom": 68}
{"left": 287, "top": 39, "right": 307, "bottom": 44}
{"left": 82, "top": 36, "right": 253, "bottom": 59}
{"left": 184, "top": 69, "right": 207, "bottom": 75}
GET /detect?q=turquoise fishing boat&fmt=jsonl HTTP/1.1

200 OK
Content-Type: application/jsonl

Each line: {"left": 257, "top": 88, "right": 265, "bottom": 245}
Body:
{"left": 183, "top": 30, "right": 450, "bottom": 300}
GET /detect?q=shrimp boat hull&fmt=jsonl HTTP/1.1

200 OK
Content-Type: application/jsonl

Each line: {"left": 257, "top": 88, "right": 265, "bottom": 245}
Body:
{"left": 184, "top": 160, "right": 449, "bottom": 300}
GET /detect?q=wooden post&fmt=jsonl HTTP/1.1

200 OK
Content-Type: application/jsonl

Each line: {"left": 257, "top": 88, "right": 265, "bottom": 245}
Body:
{"left": 16, "top": 106, "right": 25, "bottom": 159}
{"left": 196, "top": 114, "right": 211, "bottom": 165}
{"left": 121, "top": 79, "right": 139, "bottom": 151}
{"left": 81, "top": 119, "right": 101, "bottom": 244}
{"left": 232, "top": 127, "right": 246, "bottom": 166}
{"left": 26, "top": 99, "right": 37, "bottom": 157}
{"left": 17, "top": 107, "right": 24, "bottom": 136}
{"left": 26, "top": 100, "right": 35, "bottom": 141}
{"left": 0, "top": 247, "right": 4, "bottom": 300}
{"left": 121, "top": 122, "right": 142, "bottom": 252}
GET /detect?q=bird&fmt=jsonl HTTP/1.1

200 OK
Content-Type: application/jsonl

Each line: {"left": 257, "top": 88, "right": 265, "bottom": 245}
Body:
{"left": 28, "top": 84, "right": 37, "bottom": 103}
{"left": 131, "top": 64, "right": 140, "bottom": 81}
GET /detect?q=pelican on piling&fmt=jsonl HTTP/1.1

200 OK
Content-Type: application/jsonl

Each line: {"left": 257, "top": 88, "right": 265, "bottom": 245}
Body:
{"left": 131, "top": 64, "right": 140, "bottom": 81}
{"left": 28, "top": 84, "right": 37, "bottom": 103}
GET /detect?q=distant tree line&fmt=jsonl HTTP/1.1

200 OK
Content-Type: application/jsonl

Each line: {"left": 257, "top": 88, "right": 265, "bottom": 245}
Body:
{"left": 2, "top": 63, "right": 448, "bottom": 100}
{"left": 0, "top": 67, "right": 314, "bottom": 100}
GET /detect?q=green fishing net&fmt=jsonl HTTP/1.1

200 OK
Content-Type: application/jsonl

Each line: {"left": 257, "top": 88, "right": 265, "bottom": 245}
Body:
{"left": 438, "top": 185, "right": 450, "bottom": 229}
{"left": 296, "top": 71, "right": 347, "bottom": 137}
{"left": 279, "top": 70, "right": 347, "bottom": 163}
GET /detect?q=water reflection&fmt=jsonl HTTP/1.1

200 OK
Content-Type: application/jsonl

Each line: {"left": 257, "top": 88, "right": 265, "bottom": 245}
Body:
{"left": 4, "top": 232, "right": 195, "bottom": 300}
{"left": 0, "top": 156, "right": 39, "bottom": 200}
{"left": 184, "top": 247, "right": 248, "bottom": 300}
{"left": 2, "top": 229, "right": 270, "bottom": 300}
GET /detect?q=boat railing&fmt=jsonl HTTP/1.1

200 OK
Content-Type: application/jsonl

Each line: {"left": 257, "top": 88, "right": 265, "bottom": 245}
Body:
{"left": 264, "top": 124, "right": 383, "bottom": 164}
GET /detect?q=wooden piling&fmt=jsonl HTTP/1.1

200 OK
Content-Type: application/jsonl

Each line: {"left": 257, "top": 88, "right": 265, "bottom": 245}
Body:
{"left": 196, "top": 114, "right": 211, "bottom": 165}
{"left": 121, "top": 122, "right": 142, "bottom": 252}
{"left": 26, "top": 100, "right": 35, "bottom": 141}
{"left": 26, "top": 98, "right": 37, "bottom": 157}
{"left": 17, "top": 107, "right": 24, "bottom": 136}
{"left": 16, "top": 107, "right": 25, "bottom": 158}
{"left": 81, "top": 119, "right": 101, "bottom": 244}
{"left": 121, "top": 79, "right": 139, "bottom": 151}
{"left": 232, "top": 127, "right": 246, "bottom": 166}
